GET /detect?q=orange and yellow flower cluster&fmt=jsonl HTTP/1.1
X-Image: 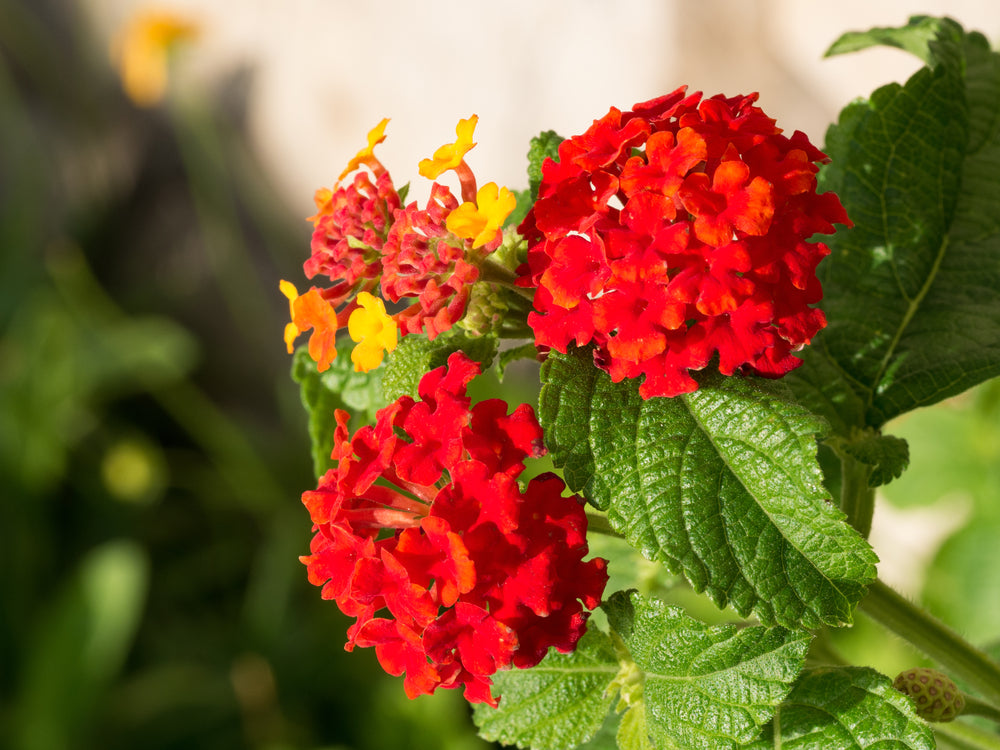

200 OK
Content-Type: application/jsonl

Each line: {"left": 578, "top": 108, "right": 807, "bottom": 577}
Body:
{"left": 282, "top": 116, "right": 517, "bottom": 372}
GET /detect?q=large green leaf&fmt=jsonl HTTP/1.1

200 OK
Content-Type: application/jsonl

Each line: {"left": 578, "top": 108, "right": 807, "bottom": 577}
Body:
{"left": 607, "top": 591, "right": 811, "bottom": 750}
{"left": 747, "top": 666, "right": 935, "bottom": 749}
{"left": 472, "top": 627, "right": 620, "bottom": 750}
{"left": 539, "top": 347, "right": 878, "bottom": 629}
{"left": 811, "top": 16, "right": 1000, "bottom": 427}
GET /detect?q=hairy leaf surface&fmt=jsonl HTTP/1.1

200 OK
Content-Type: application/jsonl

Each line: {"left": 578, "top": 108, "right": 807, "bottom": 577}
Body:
{"left": 539, "top": 347, "right": 878, "bottom": 628}
{"left": 747, "top": 667, "right": 935, "bottom": 749}
{"left": 472, "top": 627, "right": 619, "bottom": 750}
{"left": 808, "top": 16, "right": 1000, "bottom": 426}
{"left": 606, "top": 591, "right": 810, "bottom": 750}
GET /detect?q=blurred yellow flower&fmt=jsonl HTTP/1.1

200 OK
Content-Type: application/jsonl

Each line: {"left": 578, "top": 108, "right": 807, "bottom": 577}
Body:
{"left": 418, "top": 115, "right": 478, "bottom": 180}
{"left": 348, "top": 292, "right": 397, "bottom": 372}
{"left": 112, "top": 8, "right": 200, "bottom": 107}
{"left": 446, "top": 182, "right": 516, "bottom": 248}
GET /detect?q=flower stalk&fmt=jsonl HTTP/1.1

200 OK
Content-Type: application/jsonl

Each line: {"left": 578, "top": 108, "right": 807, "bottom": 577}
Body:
{"left": 860, "top": 579, "right": 1000, "bottom": 708}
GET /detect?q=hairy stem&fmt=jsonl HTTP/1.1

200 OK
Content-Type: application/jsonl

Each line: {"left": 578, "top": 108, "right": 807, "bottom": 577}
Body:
{"left": 860, "top": 580, "right": 1000, "bottom": 707}
{"left": 839, "top": 451, "right": 875, "bottom": 538}
{"left": 933, "top": 719, "right": 1000, "bottom": 750}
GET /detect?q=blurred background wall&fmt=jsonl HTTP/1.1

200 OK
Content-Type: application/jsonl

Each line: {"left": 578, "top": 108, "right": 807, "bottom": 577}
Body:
{"left": 2, "top": 1, "right": 999, "bottom": 749}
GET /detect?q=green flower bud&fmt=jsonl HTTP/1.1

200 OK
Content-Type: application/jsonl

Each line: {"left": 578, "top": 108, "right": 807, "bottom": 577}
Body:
{"left": 893, "top": 668, "right": 965, "bottom": 722}
{"left": 460, "top": 282, "right": 510, "bottom": 337}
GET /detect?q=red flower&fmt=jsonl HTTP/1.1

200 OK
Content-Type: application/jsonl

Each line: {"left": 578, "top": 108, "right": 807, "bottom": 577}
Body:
{"left": 519, "top": 87, "right": 851, "bottom": 398}
{"left": 299, "top": 352, "right": 608, "bottom": 706}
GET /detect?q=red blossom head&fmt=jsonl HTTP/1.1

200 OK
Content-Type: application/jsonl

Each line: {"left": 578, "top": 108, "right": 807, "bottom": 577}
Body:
{"left": 299, "top": 352, "right": 608, "bottom": 706}
{"left": 519, "top": 87, "right": 851, "bottom": 398}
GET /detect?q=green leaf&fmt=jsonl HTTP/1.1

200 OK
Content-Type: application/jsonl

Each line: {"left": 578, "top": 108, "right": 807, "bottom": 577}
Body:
{"left": 527, "top": 130, "right": 564, "bottom": 199}
{"left": 539, "top": 347, "right": 878, "bottom": 629}
{"left": 381, "top": 329, "right": 498, "bottom": 403}
{"left": 472, "top": 627, "right": 620, "bottom": 750}
{"left": 291, "top": 341, "right": 385, "bottom": 478}
{"left": 505, "top": 188, "right": 533, "bottom": 229}
{"left": 605, "top": 591, "right": 811, "bottom": 750}
{"left": 825, "top": 14, "right": 950, "bottom": 64}
{"left": 815, "top": 16, "right": 1000, "bottom": 427}
{"left": 747, "top": 666, "right": 935, "bottom": 749}
{"left": 497, "top": 342, "right": 540, "bottom": 380}
{"left": 840, "top": 431, "right": 910, "bottom": 487}
{"left": 615, "top": 704, "right": 654, "bottom": 750}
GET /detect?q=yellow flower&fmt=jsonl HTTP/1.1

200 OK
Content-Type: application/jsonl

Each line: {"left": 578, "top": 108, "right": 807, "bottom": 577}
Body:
{"left": 112, "top": 9, "right": 200, "bottom": 107}
{"left": 445, "top": 182, "right": 517, "bottom": 248}
{"left": 338, "top": 118, "right": 390, "bottom": 181}
{"left": 348, "top": 292, "right": 398, "bottom": 372}
{"left": 418, "top": 115, "right": 478, "bottom": 180}
{"left": 280, "top": 280, "right": 339, "bottom": 371}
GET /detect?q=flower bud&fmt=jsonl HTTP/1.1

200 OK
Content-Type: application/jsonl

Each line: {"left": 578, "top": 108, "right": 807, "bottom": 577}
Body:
{"left": 893, "top": 667, "right": 965, "bottom": 722}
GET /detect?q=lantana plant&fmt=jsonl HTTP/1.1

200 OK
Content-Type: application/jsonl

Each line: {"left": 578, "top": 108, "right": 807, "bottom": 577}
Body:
{"left": 283, "top": 17, "right": 1000, "bottom": 750}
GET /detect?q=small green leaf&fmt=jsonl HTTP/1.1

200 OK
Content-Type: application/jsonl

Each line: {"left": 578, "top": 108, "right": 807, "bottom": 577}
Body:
{"left": 472, "top": 627, "right": 620, "bottom": 750}
{"left": 539, "top": 347, "right": 879, "bottom": 629}
{"left": 505, "top": 188, "right": 533, "bottom": 229}
{"left": 381, "top": 329, "right": 498, "bottom": 403}
{"left": 605, "top": 590, "right": 811, "bottom": 750}
{"left": 825, "top": 15, "right": 952, "bottom": 64}
{"left": 616, "top": 704, "right": 654, "bottom": 750}
{"left": 747, "top": 666, "right": 935, "bottom": 749}
{"left": 291, "top": 341, "right": 385, "bottom": 478}
{"left": 527, "top": 130, "right": 564, "bottom": 199}
{"left": 497, "top": 342, "right": 540, "bottom": 381}
{"left": 816, "top": 17, "right": 1000, "bottom": 426}
{"left": 840, "top": 431, "right": 910, "bottom": 487}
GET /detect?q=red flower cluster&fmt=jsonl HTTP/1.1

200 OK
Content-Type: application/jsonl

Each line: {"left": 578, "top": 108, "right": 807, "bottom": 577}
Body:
{"left": 299, "top": 352, "right": 608, "bottom": 706}
{"left": 519, "top": 87, "right": 851, "bottom": 398}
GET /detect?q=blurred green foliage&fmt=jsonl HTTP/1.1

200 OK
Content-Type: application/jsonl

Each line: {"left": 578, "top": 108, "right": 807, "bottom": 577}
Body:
{"left": 0, "top": 2, "right": 492, "bottom": 748}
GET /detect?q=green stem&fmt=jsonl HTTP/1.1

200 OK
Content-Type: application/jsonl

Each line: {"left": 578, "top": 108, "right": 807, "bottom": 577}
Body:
{"left": 839, "top": 450, "right": 875, "bottom": 538}
{"left": 860, "top": 580, "right": 1000, "bottom": 707}
{"left": 478, "top": 258, "right": 535, "bottom": 301}
{"left": 964, "top": 695, "right": 1000, "bottom": 724}
{"left": 934, "top": 720, "right": 1000, "bottom": 750}
{"left": 585, "top": 511, "right": 625, "bottom": 540}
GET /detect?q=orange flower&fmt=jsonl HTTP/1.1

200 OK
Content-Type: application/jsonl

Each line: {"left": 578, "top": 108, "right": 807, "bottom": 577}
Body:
{"left": 418, "top": 116, "right": 478, "bottom": 180}
{"left": 112, "top": 8, "right": 199, "bottom": 107}
{"left": 445, "top": 182, "right": 516, "bottom": 249}
{"left": 338, "top": 118, "right": 390, "bottom": 181}
{"left": 280, "top": 280, "right": 339, "bottom": 371}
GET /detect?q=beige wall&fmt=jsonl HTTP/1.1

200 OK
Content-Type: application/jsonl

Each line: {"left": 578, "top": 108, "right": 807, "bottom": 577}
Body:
{"left": 86, "top": 0, "right": 1000, "bottom": 215}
